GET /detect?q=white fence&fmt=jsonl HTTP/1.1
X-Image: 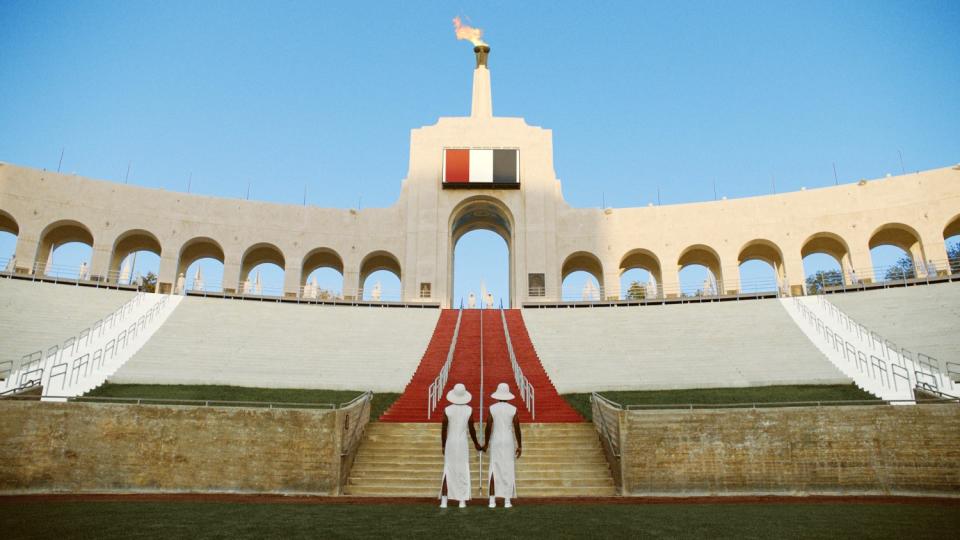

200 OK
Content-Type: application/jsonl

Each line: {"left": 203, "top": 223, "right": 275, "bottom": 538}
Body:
{"left": 499, "top": 309, "right": 535, "bottom": 419}
{"left": 427, "top": 309, "right": 463, "bottom": 419}
{"left": 781, "top": 294, "right": 957, "bottom": 402}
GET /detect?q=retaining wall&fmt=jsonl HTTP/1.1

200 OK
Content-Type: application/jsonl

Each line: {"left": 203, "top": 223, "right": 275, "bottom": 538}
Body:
{"left": 0, "top": 401, "right": 346, "bottom": 494}
{"left": 618, "top": 403, "right": 960, "bottom": 496}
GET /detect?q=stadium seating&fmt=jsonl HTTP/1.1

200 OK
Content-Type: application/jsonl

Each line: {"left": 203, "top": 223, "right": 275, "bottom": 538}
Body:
{"left": 827, "top": 283, "right": 960, "bottom": 374}
{"left": 521, "top": 299, "right": 850, "bottom": 393}
{"left": 0, "top": 279, "right": 136, "bottom": 369}
{"left": 109, "top": 296, "right": 440, "bottom": 392}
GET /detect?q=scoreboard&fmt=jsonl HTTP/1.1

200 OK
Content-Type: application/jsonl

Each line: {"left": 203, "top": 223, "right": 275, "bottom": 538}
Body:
{"left": 442, "top": 148, "right": 519, "bottom": 189}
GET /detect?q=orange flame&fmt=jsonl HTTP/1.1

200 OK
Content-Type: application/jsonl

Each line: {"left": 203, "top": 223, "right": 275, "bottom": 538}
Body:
{"left": 452, "top": 16, "right": 487, "bottom": 47}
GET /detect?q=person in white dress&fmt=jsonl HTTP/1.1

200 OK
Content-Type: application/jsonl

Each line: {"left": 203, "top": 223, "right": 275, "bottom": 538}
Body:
{"left": 482, "top": 382, "right": 523, "bottom": 508}
{"left": 439, "top": 383, "right": 482, "bottom": 508}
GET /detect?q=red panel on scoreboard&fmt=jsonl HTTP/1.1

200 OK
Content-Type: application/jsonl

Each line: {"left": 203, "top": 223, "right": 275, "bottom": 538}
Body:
{"left": 444, "top": 149, "right": 470, "bottom": 183}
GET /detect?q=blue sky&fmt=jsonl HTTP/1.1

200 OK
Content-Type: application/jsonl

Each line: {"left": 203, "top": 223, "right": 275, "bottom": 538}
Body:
{"left": 1, "top": 1, "right": 958, "bottom": 301}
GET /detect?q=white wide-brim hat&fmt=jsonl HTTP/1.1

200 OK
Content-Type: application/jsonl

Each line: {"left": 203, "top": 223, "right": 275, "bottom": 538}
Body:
{"left": 446, "top": 383, "right": 472, "bottom": 405}
{"left": 491, "top": 382, "right": 515, "bottom": 401}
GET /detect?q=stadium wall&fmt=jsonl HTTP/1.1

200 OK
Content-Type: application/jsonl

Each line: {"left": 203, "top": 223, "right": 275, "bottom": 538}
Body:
{"left": 617, "top": 404, "right": 960, "bottom": 496}
{"left": 0, "top": 401, "right": 347, "bottom": 495}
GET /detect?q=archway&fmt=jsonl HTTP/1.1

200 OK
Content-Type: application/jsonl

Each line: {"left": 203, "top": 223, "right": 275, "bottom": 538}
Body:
{"left": 110, "top": 229, "right": 162, "bottom": 285}
{"left": 677, "top": 244, "right": 723, "bottom": 296}
{"left": 801, "top": 232, "right": 851, "bottom": 289}
{"left": 449, "top": 196, "right": 513, "bottom": 307}
{"left": 301, "top": 247, "right": 344, "bottom": 300}
{"left": 36, "top": 220, "right": 94, "bottom": 279}
{"left": 738, "top": 239, "right": 785, "bottom": 293}
{"left": 0, "top": 210, "right": 18, "bottom": 272}
{"left": 868, "top": 223, "right": 926, "bottom": 281}
{"left": 944, "top": 214, "right": 960, "bottom": 274}
{"left": 619, "top": 249, "right": 662, "bottom": 299}
{"left": 360, "top": 250, "right": 402, "bottom": 301}
{"left": 240, "top": 243, "right": 285, "bottom": 296}
{"left": 562, "top": 251, "right": 604, "bottom": 301}
{"left": 177, "top": 237, "right": 225, "bottom": 293}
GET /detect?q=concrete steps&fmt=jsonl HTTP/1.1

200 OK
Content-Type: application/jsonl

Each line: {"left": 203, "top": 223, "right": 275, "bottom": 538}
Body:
{"left": 344, "top": 422, "right": 616, "bottom": 497}
{"left": 108, "top": 298, "right": 440, "bottom": 391}
{"left": 522, "top": 298, "right": 852, "bottom": 393}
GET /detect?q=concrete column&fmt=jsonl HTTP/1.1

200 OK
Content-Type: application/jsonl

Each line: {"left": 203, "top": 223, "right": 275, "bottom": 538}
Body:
{"left": 13, "top": 230, "right": 39, "bottom": 274}
{"left": 222, "top": 255, "right": 242, "bottom": 294}
{"left": 848, "top": 246, "right": 873, "bottom": 283}
{"left": 782, "top": 252, "right": 806, "bottom": 295}
{"left": 158, "top": 250, "right": 179, "bottom": 294}
{"left": 660, "top": 266, "right": 681, "bottom": 299}
{"left": 720, "top": 267, "right": 739, "bottom": 295}
{"left": 919, "top": 231, "right": 948, "bottom": 275}
{"left": 603, "top": 272, "right": 621, "bottom": 300}
{"left": 283, "top": 264, "right": 302, "bottom": 299}
{"left": 343, "top": 269, "right": 361, "bottom": 300}
{"left": 89, "top": 242, "right": 112, "bottom": 282}
{"left": 471, "top": 64, "right": 492, "bottom": 118}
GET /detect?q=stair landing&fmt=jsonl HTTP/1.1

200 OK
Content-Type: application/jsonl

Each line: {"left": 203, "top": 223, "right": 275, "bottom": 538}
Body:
{"left": 344, "top": 422, "right": 616, "bottom": 497}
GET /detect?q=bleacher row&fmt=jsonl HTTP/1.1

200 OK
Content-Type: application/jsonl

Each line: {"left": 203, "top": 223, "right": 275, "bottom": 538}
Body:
{"left": 0, "top": 277, "right": 957, "bottom": 396}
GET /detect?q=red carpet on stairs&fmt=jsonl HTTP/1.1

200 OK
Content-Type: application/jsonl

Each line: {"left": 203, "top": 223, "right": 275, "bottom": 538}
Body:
{"left": 379, "top": 309, "right": 582, "bottom": 423}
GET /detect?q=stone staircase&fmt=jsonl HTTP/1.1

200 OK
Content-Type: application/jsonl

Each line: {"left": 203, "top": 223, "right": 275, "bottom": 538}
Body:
{"left": 344, "top": 422, "right": 616, "bottom": 497}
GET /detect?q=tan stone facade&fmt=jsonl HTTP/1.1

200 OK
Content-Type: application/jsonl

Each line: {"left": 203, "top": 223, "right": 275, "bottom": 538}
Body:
{"left": 1, "top": 50, "right": 958, "bottom": 306}
{"left": 617, "top": 404, "right": 960, "bottom": 496}
{"left": 0, "top": 401, "right": 342, "bottom": 494}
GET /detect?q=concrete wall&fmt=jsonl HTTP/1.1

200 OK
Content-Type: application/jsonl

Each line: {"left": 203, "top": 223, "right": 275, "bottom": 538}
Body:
{"left": 0, "top": 401, "right": 343, "bottom": 494}
{"left": 2, "top": 54, "right": 958, "bottom": 305}
{"left": 619, "top": 404, "right": 960, "bottom": 496}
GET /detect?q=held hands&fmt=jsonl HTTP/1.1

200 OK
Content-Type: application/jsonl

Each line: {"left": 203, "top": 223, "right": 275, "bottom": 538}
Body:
{"left": 475, "top": 442, "right": 484, "bottom": 452}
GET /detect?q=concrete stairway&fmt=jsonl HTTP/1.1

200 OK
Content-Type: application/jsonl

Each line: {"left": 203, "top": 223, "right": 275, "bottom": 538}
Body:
{"left": 522, "top": 299, "right": 850, "bottom": 393}
{"left": 378, "top": 310, "right": 460, "bottom": 421}
{"left": 110, "top": 297, "right": 439, "bottom": 392}
{"left": 504, "top": 310, "right": 584, "bottom": 422}
{"left": 344, "top": 422, "right": 616, "bottom": 497}
{"left": 0, "top": 279, "right": 136, "bottom": 367}
{"left": 828, "top": 283, "right": 960, "bottom": 379}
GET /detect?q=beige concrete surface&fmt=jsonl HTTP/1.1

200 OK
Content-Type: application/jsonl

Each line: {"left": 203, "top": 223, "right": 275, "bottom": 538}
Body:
{"left": 1, "top": 47, "right": 958, "bottom": 306}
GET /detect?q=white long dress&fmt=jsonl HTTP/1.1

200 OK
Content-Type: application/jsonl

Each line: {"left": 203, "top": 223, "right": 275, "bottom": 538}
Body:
{"left": 439, "top": 404, "right": 473, "bottom": 501}
{"left": 487, "top": 402, "right": 518, "bottom": 498}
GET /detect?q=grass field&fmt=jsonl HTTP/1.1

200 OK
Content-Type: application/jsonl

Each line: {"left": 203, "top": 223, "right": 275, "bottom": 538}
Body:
{"left": 563, "top": 384, "right": 878, "bottom": 421}
{"left": 2, "top": 500, "right": 956, "bottom": 539}
{"left": 87, "top": 384, "right": 399, "bottom": 420}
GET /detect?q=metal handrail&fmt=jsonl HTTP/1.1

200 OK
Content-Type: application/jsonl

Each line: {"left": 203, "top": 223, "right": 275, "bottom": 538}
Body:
{"left": 1, "top": 291, "right": 150, "bottom": 395}
{"left": 590, "top": 392, "right": 622, "bottom": 458}
{"left": 812, "top": 294, "right": 952, "bottom": 393}
{"left": 792, "top": 296, "right": 903, "bottom": 395}
{"left": 0, "top": 393, "right": 339, "bottom": 409}
{"left": 427, "top": 309, "right": 463, "bottom": 419}
{"left": 499, "top": 309, "right": 535, "bottom": 419}
{"left": 623, "top": 397, "right": 958, "bottom": 410}
{"left": 339, "top": 391, "right": 373, "bottom": 456}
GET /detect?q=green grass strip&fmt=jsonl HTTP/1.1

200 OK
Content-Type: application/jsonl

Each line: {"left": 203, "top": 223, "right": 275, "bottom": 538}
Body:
{"left": 1, "top": 501, "right": 955, "bottom": 539}
{"left": 86, "top": 384, "right": 399, "bottom": 419}
{"left": 563, "top": 384, "right": 878, "bottom": 421}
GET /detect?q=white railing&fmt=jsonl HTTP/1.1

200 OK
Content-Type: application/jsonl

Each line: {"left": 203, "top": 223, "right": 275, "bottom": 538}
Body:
{"left": 811, "top": 294, "right": 958, "bottom": 396}
{"left": 781, "top": 295, "right": 956, "bottom": 402}
{"left": 426, "top": 309, "right": 463, "bottom": 419}
{"left": 0, "top": 292, "right": 183, "bottom": 399}
{"left": 499, "top": 309, "right": 535, "bottom": 419}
